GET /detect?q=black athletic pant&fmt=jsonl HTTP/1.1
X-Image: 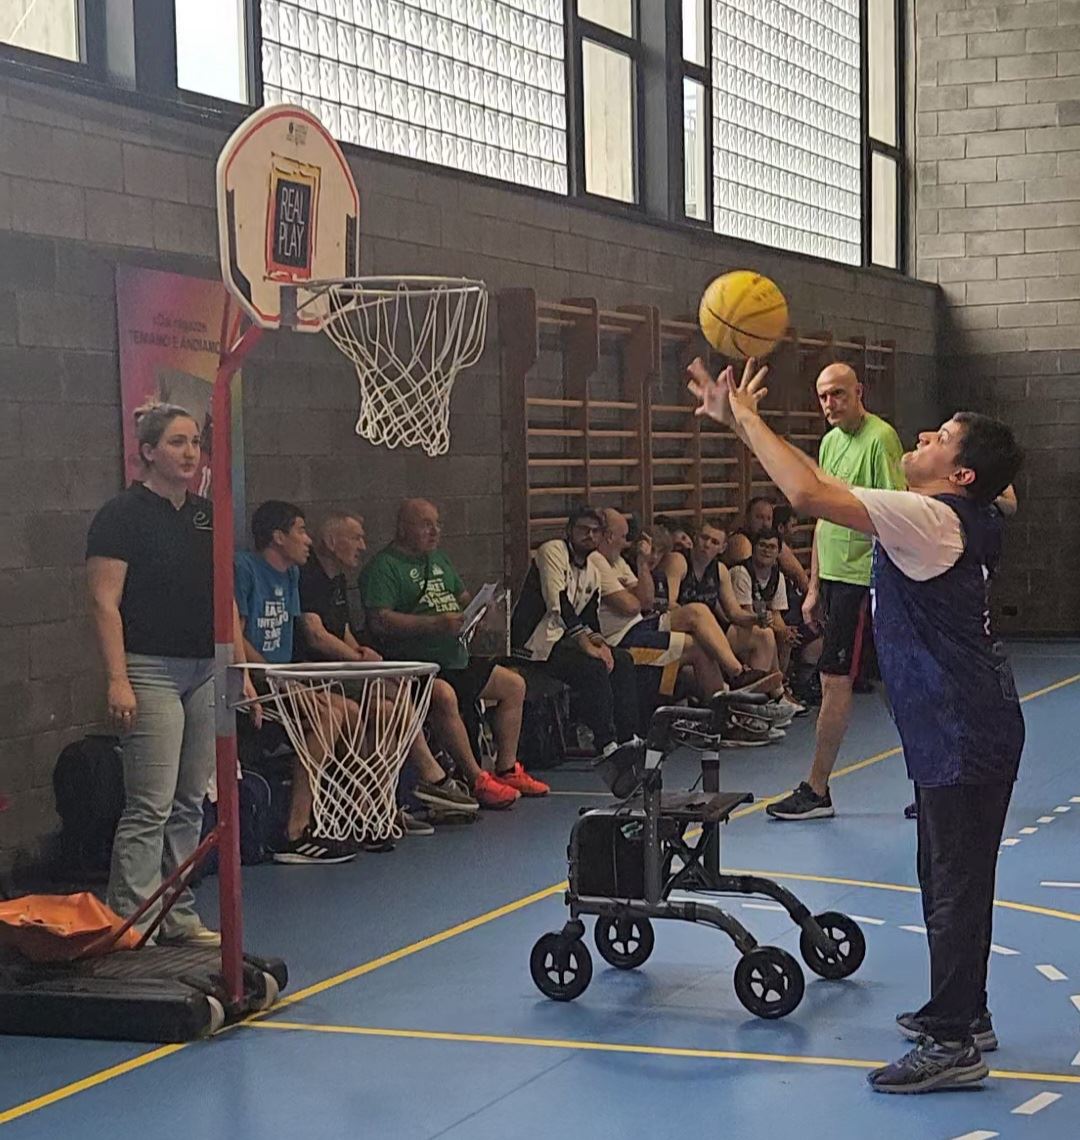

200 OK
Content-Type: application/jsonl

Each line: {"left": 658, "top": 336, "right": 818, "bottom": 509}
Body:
{"left": 913, "top": 780, "right": 1013, "bottom": 1045}
{"left": 545, "top": 639, "right": 638, "bottom": 751}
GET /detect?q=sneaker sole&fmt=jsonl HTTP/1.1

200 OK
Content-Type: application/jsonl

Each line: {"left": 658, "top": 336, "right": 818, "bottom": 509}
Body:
{"left": 497, "top": 785, "right": 549, "bottom": 797}
{"left": 731, "top": 670, "right": 783, "bottom": 695}
{"left": 718, "top": 739, "right": 771, "bottom": 749}
{"left": 766, "top": 805, "right": 836, "bottom": 820}
{"left": 414, "top": 788, "right": 480, "bottom": 813}
{"left": 898, "top": 1023, "right": 999, "bottom": 1052}
{"left": 272, "top": 851, "right": 356, "bottom": 865}
{"left": 869, "top": 1061, "right": 989, "bottom": 1094}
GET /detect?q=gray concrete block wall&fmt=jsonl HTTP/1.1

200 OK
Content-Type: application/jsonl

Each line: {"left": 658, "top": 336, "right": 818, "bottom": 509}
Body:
{"left": 0, "top": 73, "right": 938, "bottom": 871}
{"left": 915, "top": 0, "right": 1080, "bottom": 633}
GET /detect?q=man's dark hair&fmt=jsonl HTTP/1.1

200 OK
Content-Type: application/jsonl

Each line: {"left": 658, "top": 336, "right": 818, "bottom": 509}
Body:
{"left": 746, "top": 495, "right": 774, "bottom": 513}
{"left": 952, "top": 412, "right": 1024, "bottom": 504}
{"left": 252, "top": 500, "right": 304, "bottom": 551}
{"left": 772, "top": 505, "right": 795, "bottom": 531}
{"left": 653, "top": 514, "right": 694, "bottom": 539}
{"left": 752, "top": 527, "right": 781, "bottom": 550}
{"left": 567, "top": 503, "right": 603, "bottom": 531}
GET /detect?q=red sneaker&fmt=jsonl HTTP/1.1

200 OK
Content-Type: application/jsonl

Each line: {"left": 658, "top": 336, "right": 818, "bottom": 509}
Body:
{"left": 494, "top": 762, "right": 550, "bottom": 797}
{"left": 473, "top": 769, "right": 519, "bottom": 809}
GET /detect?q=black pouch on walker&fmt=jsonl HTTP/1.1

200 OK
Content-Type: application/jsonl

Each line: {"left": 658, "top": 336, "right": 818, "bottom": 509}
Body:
{"left": 569, "top": 809, "right": 647, "bottom": 898}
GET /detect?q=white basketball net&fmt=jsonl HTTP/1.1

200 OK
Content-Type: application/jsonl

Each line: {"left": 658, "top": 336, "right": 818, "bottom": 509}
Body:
{"left": 250, "top": 662, "right": 437, "bottom": 843}
{"left": 318, "top": 277, "right": 488, "bottom": 457}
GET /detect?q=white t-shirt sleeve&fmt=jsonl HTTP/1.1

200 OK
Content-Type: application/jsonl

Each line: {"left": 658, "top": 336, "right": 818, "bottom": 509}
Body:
{"left": 771, "top": 572, "right": 788, "bottom": 612}
{"left": 729, "top": 565, "right": 753, "bottom": 608}
{"left": 592, "top": 553, "right": 627, "bottom": 597}
{"left": 850, "top": 488, "right": 965, "bottom": 582}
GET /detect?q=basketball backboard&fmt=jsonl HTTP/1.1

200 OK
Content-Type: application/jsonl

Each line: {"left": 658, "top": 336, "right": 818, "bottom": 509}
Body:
{"left": 217, "top": 104, "right": 360, "bottom": 332}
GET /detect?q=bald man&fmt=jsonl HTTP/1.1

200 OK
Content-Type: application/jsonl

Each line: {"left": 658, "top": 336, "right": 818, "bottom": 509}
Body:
{"left": 361, "top": 499, "right": 548, "bottom": 809}
{"left": 767, "top": 362, "right": 905, "bottom": 821}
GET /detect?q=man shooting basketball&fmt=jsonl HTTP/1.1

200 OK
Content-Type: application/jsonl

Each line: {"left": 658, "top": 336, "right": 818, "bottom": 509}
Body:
{"left": 689, "top": 356, "right": 1024, "bottom": 1095}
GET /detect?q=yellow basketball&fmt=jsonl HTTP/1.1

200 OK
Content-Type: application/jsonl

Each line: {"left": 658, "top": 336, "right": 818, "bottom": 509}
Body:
{"left": 698, "top": 271, "right": 789, "bottom": 360}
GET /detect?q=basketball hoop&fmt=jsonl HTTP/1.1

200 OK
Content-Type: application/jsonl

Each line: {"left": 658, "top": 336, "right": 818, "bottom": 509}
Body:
{"left": 313, "top": 276, "right": 489, "bottom": 458}
{"left": 238, "top": 661, "right": 439, "bottom": 844}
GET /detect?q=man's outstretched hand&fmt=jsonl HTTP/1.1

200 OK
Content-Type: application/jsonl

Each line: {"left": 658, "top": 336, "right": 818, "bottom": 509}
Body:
{"left": 687, "top": 356, "right": 770, "bottom": 438}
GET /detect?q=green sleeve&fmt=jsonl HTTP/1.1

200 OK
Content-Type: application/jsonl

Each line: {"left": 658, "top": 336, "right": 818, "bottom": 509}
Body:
{"left": 871, "top": 429, "right": 906, "bottom": 491}
{"left": 361, "top": 554, "right": 404, "bottom": 611}
{"left": 443, "top": 557, "right": 465, "bottom": 597}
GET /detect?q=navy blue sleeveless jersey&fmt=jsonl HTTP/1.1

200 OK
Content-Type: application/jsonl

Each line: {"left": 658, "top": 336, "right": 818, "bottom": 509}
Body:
{"left": 871, "top": 493, "right": 1024, "bottom": 787}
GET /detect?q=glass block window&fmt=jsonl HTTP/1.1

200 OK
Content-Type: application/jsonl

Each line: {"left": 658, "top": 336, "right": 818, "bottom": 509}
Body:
{"left": 711, "top": 0, "right": 861, "bottom": 265}
{"left": 259, "top": 0, "right": 568, "bottom": 195}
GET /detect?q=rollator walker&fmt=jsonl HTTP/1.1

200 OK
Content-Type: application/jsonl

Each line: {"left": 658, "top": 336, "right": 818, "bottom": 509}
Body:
{"left": 530, "top": 693, "right": 866, "bottom": 1018}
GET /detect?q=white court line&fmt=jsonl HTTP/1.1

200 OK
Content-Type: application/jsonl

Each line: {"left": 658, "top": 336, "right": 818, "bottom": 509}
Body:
{"left": 990, "top": 943, "right": 1019, "bottom": 957}
{"left": 1071, "top": 797, "right": 1080, "bottom": 804}
{"left": 1071, "top": 995, "right": 1080, "bottom": 1015}
{"left": 1041, "top": 881, "right": 1080, "bottom": 888}
{"left": 899, "top": 924, "right": 926, "bottom": 935}
{"left": 1019, "top": 827, "right": 1038, "bottom": 835}
{"left": 741, "top": 902, "right": 785, "bottom": 913}
{"left": 1054, "top": 805, "right": 1071, "bottom": 813}
{"left": 950, "top": 1132, "right": 998, "bottom": 1140}
{"left": 1073, "top": 1049, "right": 1080, "bottom": 1067}
{"left": 1038, "top": 816, "right": 1056, "bottom": 824}
{"left": 849, "top": 914, "right": 886, "bottom": 926}
{"left": 1036, "top": 964, "right": 1068, "bottom": 982}
{"left": 1012, "top": 1091, "right": 1062, "bottom": 1115}
{"left": 1001, "top": 838, "right": 1021, "bottom": 846}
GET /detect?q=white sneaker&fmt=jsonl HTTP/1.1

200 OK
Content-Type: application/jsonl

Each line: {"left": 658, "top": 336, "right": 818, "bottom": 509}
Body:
{"left": 756, "top": 699, "right": 795, "bottom": 728}
{"left": 159, "top": 923, "right": 221, "bottom": 947}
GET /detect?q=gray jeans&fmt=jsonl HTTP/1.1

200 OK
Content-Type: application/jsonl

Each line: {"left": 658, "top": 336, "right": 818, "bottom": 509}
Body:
{"left": 108, "top": 654, "right": 215, "bottom": 937}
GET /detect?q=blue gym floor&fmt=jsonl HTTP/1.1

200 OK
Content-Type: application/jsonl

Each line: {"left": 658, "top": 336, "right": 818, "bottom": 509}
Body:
{"left": 3, "top": 643, "right": 1080, "bottom": 1139}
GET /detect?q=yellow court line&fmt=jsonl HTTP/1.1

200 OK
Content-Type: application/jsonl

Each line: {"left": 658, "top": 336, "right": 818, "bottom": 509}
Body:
{"left": 5, "top": 669, "right": 1078, "bottom": 1125}
{"left": 249, "top": 1020, "right": 1080, "bottom": 1087}
{"left": 0, "top": 1045, "right": 185, "bottom": 1127}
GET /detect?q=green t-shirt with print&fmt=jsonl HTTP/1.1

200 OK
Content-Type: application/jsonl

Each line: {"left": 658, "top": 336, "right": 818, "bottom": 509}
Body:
{"left": 817, "top": 412, "right": 906, "bottom": 586}
{"left": 359, "top": 545, "right": 468, "bottom": 670}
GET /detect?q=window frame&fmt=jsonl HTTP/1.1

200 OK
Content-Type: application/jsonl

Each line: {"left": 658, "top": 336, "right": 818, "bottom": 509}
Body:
{"left": 0, "top": 0, "right": 103, "bottom": 77}
{"left": 862, "top": 0, "right": 906, "bottom": 273}
{"left": 670, "top": 0, "right": 713, "bottom": 228}
{"left": 566, "top": 0, "right": 645, "bottom": 210}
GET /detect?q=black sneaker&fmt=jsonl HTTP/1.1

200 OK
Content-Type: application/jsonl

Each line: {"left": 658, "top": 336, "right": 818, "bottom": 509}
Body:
{"left": 903, "top": 801, "right": 918, "bottom": 820}
{"left": 398, "top": 808, "right": 435, "bottom": 837}
{"left": 272, "top": 829, "right": 357, "bottom": 865}
{"left": 867, "top": 1038, "right": 988, "bottom": 1094}
{"left": 414, "top": 776, "right": 479, "bottom": 814}
{"left": 766, "top": 781, "right": 835, "bottom": 820}
{"left": 897, "top": 1011, "right": 998, "bottom": 1052}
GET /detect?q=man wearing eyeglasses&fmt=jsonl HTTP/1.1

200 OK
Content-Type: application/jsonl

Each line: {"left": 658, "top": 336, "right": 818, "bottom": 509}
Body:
{"left": 361, "top": 498, "right": 547, "bottom": 809}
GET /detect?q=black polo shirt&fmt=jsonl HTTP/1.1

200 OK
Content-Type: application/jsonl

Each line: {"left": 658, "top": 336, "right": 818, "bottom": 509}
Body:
{"left": 295, "top": 555, "right": 350, "bottom": 660}
{"left": 86, "top": 483, "right": 214, "bottom": 659}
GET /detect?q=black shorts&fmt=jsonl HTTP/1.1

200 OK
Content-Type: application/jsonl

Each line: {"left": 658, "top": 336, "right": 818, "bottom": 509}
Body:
{"left": 818, "top": 580, "right": 876, "bottom": 679}
{"left": 440, "top": 656, "right": 499, "bottom": 713}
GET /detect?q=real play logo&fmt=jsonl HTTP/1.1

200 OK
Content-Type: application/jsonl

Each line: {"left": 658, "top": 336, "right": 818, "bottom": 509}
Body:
{"left": 266, "top": 155, "right": 321, "bottom": 280}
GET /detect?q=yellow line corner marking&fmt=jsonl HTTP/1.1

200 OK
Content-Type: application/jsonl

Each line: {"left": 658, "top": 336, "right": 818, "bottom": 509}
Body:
{"left": 0, "top": 1045, "right": 185, "bottom": 1127}
{"left": 3, "top": 668, "right": 1077, "bottom": 1125}
{"left": 249, "top": 1020, "right": 1080, "bottom": 1087}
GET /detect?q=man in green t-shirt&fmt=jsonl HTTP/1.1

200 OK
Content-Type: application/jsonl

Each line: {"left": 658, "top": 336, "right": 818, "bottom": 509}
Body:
{"left": 768, "top": 363, "right": 905, "bottom": 821}
{"left": 361, "top": 498, "right": 548, "bottom": 809}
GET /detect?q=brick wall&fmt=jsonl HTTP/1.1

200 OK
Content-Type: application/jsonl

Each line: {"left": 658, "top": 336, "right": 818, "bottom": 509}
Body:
{"left": 915, "top": 0, "right": 1080, "bottom": 632}
{"left": 0, "top": 73, "right": 938, "bottom": 872}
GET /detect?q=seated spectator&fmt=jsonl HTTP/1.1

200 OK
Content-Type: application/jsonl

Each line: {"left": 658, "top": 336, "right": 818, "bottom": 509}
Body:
{"left": 593, "top": 509, "right": 776, "bottom": 702}
{"left": 297, "top": 512, "right": 479, "bottom": 825}
{"left": 730, "top": 528, "right": 801, "bottom": 680}
{"left": 361, "top": 498, "right": 545, "bottom": 807}
{"left": 236, "top": 500, "right": 356, "bottom": 864}
{"left": 771, "top": 504, "right": 824, "bottom": 677}
{"left": 652, "top": 515, "right": 694, "bottom": 557}
{"left": 511, "top": 505, "right": 641, "bottom": 762}
{"left": 658, "top": 520, "right": 783, "bottom": 685}
{"left": 644, "top": 518, "right": 781, "bottom": 696}
{"left": 724, "top": 496, "right": 808, "bottom": 595}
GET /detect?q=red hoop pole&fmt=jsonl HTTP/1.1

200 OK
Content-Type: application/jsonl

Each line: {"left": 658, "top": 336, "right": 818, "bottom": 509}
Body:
{"left": 213, "top": 310, "right": 263, "bottom": 1006}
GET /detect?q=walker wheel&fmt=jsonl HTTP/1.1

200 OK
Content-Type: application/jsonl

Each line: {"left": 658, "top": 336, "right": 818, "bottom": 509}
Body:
{"left": 530, "top": 932, "right": 593, "bottom": 1001}
{"left": 799, "top": 912, "right": 866, "bottom": 980}
{"left": 594, "top": 915, "right": 655, "bottom": 970}
{"left": 733, "top": 946, "right": 804, "bottom": 1019}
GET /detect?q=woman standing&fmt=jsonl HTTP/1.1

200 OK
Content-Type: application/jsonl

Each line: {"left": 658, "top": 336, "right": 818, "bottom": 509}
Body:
{"left": 86, "top": 403, "right": 252, "bottom": 944}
